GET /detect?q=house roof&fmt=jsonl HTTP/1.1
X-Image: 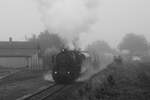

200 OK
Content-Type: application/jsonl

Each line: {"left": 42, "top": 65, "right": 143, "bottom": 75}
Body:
{"left": 0, "top": 41, "right": 38, "bottom": 49}
{"left": 0, "top": 41, "right": 39, "bottom": 57}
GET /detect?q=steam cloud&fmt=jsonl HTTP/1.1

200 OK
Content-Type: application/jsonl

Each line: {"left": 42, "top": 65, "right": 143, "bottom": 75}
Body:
{"left": 77, "top": 51, "right": 114, "bottom": 81}
{"left": 36, "top": 0, "right": 100, "bottom": 49}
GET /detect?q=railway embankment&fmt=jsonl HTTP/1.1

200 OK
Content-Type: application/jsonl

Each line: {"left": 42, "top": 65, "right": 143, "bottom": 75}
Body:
{"left": 18, "top": 82, "right": 84, "bottom": 100}
{"left": 63, "top": 61, "right": 150, "bottom": 100}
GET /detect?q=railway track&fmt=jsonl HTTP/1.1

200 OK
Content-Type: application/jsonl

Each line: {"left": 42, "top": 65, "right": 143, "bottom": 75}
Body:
{"left": 0, "top": 70, "right": 19, "bottom": 80}
{"left": 17, "top": 84, "right": 72, "bottom": 100}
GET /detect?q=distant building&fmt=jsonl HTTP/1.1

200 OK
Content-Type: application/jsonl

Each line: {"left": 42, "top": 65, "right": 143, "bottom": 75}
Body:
{"left": 0, "top": 38, "right": 43, "bottom": 70}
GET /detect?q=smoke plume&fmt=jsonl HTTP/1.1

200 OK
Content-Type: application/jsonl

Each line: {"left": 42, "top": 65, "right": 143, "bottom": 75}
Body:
{"left": 36, "top": 0, "right": 100, "bottom": 49}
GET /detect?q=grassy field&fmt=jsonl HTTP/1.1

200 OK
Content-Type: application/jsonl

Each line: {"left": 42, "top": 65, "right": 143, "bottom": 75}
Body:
{"left": 66, "top": 61, "right": 150, "bottom": 100}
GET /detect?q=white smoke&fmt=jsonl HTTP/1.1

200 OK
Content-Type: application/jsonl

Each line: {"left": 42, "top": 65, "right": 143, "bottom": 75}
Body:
{"left": 35, "top": 0, "right": 100, "bottom": 49}
{"left": 43, "top": 71, "right": 54, "bottom": 81}
{"left": 77, "top": 51, "right": 114, "bottom": 81}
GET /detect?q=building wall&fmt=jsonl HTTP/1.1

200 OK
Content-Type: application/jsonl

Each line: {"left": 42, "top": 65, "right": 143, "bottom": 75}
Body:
{"left": 0, "top": 57, "right": 28, "bottom": 68}
{"left": 0, "top": 55, "right": 44, "bottom": 70}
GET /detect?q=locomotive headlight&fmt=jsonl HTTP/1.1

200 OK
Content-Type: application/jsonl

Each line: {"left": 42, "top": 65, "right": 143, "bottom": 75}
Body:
{"left": 54, "top": 71, "right": 58, "bottom": 74}
{"left": 67, "top": 72, "right": 70, "bottom": 74}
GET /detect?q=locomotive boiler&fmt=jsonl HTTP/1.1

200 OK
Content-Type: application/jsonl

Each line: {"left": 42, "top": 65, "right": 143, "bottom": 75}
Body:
{"left": 52, "top": 49, "right": 85, "bottom": 84}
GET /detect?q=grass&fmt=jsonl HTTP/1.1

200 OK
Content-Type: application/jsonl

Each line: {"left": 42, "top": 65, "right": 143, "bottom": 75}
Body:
{"left": 66, "top": 61, "right": 150, "bottom": 100}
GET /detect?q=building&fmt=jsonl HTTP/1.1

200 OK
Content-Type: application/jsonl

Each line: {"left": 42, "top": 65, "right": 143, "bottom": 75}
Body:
{"left": 0, "top": 38, "right": 42, "bottom": 70}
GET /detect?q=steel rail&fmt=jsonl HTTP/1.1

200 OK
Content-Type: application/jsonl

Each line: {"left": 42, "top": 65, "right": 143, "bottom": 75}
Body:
{"left": 41, "top": 85, "right": 72, "bottom": 100}
{"left": 17, "top": 83, "right": 63, "bottom": 100}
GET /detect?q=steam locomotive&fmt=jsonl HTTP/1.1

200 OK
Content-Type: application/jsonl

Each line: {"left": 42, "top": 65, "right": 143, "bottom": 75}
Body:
{"left": 52, "top": 49, "right": 85, "bottom": 84}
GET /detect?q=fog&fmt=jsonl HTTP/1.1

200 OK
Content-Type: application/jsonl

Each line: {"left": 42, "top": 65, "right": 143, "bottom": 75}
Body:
{"left": 0, "top": 0, "right": 150, "bottom": 48}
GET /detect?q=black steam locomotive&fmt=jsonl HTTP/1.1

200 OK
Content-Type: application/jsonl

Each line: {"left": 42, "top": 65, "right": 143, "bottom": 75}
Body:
{"left": 52, "top": 49, "right": 85, "bottom": 84}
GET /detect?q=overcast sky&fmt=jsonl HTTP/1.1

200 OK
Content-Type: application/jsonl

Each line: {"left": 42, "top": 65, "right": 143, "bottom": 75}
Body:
{"left": 0, "top": 0, "right": 150, "bottom": 48}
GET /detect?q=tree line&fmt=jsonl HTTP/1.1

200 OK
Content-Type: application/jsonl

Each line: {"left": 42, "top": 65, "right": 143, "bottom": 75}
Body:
{"left": 27, "top": 31, "right": 150, "bottom": 66}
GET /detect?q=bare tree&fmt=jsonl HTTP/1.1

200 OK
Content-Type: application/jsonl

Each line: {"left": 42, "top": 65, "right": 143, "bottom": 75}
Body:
{"left": 27, "top": 30, "right": 65, "bottom": 53}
